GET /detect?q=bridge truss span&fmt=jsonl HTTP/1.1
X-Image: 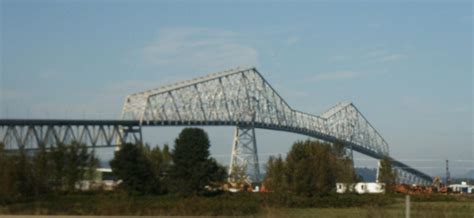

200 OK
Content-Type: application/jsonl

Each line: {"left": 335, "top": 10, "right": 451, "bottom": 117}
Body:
{"left": 121, "top": 67, "right": 389, "bottom": 156}
{"left": 0, "top": 67, "right": 432, "bottom": 185}
{"left": 0, "top": 120, "right": 142, "bottom": 150}
{"left": 119, "top": 67, "right": 429, "bottom": 184}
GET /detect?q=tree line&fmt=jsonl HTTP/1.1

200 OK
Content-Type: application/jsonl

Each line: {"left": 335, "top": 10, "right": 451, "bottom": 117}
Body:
{"left": 0, "top": 142, "right": 97, "bottom": 203}
{"left": 263, "top": 140, "right": 358, "bottom": 196}
{"left": 0, "top": 127, "right": 397, "bottom": 204}
{"left": 264, "top": 140, "right": 396, "bottom": 196}
{"left": 0, "top": 127, "right": 227, "bottom": 203}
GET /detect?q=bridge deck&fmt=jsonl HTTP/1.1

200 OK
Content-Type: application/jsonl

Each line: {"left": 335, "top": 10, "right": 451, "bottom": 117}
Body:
{"left": 0, "top": 118, "right": 432, "bottom": 183}
{"left": 0, "top": 119, "right": 139, "bottom": 126}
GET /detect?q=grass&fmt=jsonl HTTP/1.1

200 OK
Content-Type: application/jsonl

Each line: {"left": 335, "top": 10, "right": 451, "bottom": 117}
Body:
{"left": 0, "top": 192, "right": 260, "bottom": 216}
{"left": 263, "top": 202, "right": 474, "bottom": 218}
{"left": 0, "top": 192, "right": 472, "bottom": 217}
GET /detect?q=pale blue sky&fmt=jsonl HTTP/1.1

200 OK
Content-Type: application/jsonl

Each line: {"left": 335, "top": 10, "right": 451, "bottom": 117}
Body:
{"left": 1, "top": 0, "right": 472, "bottom": 177}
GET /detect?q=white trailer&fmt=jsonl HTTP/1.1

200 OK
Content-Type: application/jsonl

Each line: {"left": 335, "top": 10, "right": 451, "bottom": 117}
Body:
{"left": 336, "top": 182, "right": 386, "bottom": 194}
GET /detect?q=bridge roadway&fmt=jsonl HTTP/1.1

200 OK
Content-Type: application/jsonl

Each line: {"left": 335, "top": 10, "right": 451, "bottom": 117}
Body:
{"left": 0, "top": 118, "right": 433, "bottom": 183}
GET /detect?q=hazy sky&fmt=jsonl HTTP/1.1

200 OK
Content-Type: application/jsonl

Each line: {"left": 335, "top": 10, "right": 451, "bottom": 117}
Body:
{"left": 1, "top": 0, "right": 472, "bottom": 177}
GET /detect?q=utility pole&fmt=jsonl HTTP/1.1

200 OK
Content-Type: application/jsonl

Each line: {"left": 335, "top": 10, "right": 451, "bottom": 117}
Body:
{"left": 405, "top": 195, "right": 410, "bottom": 218}
{"left": 445, "top": 159, "right": 450, "bottom": 186}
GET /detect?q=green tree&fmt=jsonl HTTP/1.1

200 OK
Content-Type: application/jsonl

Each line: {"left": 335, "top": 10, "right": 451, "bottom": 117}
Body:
{"left": 332, "top": 142, "right": 358, "bottom": 184}
{"left": 1, "top": 144, "right": 49, "bottom": 201}
{"left": 110, "top": 143, "right": 160, "bottom": 195}
{"left": 85, "top": 149, "right": 99, "bottom": 182}
{"left": 0, "top": 141, "right": 97, "bottom": 201}
{"left": 264, "top": 140, "right": 357, "bottom": 196}
{"left": 161, "top": 144, "right": 172, "bottom": 170}
{"left": 0, "top": 143, "right": 16, "bottom": 202}
{"left": 287, "top": 141, "right": 337, "bottom": 196}
{"left": 205, "top": 158, "right": 227, "bottom": 187}
{"left": 32, "top": 144, "right": 52, "bottom": 195}
{"left": 65, "top": 141, "right": 91, "bottom": 191}
{"left": 0, "top": 144, "right": 51, "bottom": 201}
{"left": 170, "top": 128, "right": 226, "bottom": 195}
{"left": 50, "top": 143, "right": 68, "bottom": 190}
{"left": 144, "top": 144, "right": 173, "bottom": 193}
{"left": 50, "top": 142, "right": 98, "bottom": 192}
{"left": 4, "top": 147, "right": 37, "bottom": 199}
{"left": 264, "top": 155, "right": 286, "bottom": 192}
{"left": 147, "top": 145, "right": 163, "bottom": 178}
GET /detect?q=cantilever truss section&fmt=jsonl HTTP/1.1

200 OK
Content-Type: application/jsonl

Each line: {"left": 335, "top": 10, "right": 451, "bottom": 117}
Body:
{"left": 120, "top": 67, "right": 431, "bottom": 185}
{"left": 122, "top": 67, "right": 389, "bottom": 156}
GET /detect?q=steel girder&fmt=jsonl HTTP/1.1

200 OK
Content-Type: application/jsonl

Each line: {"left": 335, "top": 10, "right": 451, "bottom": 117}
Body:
{"left": 0, "top": 121, "right": 142, "bottom": 150}
{"left": 120, "top": 66, "right": 430, "bottom": 184}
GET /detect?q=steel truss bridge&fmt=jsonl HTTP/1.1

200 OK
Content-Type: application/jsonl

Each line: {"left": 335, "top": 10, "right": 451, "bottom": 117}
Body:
{"left": 0, "top": 67, "right": 432, "bottom": 185}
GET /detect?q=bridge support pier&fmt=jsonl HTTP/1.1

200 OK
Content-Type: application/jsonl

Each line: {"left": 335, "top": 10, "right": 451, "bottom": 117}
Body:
{"left": 228, "top": 125, "right": 261, "bottom": 183}
{"left": 376, "top": 160, "right": 381, "bottom": 183}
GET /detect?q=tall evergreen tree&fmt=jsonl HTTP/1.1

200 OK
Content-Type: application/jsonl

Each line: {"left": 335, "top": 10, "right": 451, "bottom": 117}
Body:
{"left": 170, "top": 128, "right": 226, "bottom": 195}
{"left": 110, "top": 143, "right": 160, "bottom": 195}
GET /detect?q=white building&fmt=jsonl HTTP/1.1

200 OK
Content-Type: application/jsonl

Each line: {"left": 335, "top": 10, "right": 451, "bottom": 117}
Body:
{"left": 336, "top": 182, "right": 386, "bottom": 194}
{"left": 448, "top": 181, "right": 474, "bottom": 194}
{"left": 76, "top": 168, "right": 119, "bottom": 191}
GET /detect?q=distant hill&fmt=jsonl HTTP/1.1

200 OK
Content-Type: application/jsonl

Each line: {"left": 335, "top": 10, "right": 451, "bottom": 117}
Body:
{"left": 450, "top": 170, "right": 474, "bottom": 184}
{"left": 464, "top": 169, "right": 474, "bottom": 178}
{"left": 355, "top": 167, "right": 377, "bottom": 182}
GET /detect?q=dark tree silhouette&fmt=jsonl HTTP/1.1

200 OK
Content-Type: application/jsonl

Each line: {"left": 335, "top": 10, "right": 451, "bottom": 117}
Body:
{"left": 110, "top": 143, "right": 160, "bottom": 195}
{"left": 169, "top": 128, "right": 226, "bottom": 195}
